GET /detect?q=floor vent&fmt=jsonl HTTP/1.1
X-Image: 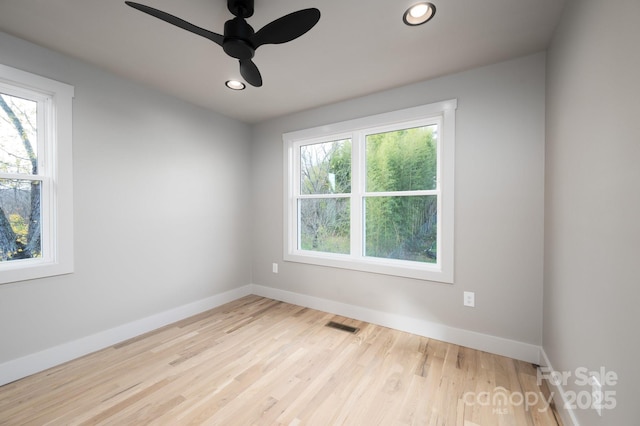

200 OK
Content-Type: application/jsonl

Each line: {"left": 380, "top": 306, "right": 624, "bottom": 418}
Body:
{"left": 325, "top": 321, "right": 359, "bottom": 334}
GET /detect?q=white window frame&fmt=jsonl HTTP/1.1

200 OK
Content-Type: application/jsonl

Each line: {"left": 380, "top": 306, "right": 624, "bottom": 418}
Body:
{"left": 284, "top": 99, "right": 456, "bottom": 283}
{"left": 0, "top": 64, "right": 74, "bottom": 284}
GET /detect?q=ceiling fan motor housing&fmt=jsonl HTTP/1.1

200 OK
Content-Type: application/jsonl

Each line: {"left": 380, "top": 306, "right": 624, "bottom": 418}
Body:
{"left": 228, "top": 0, "right": 254, "bottom": 18}
{"left": 223, "top": 18, "right": 256, "bottom": 59}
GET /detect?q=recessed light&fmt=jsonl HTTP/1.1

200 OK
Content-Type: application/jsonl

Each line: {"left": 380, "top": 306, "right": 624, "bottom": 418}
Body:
{"left": 225, "top": 80, "right": 246, "bottom": 90}
{"left": 403, "top": 2, "right": 436, "bottom": 26}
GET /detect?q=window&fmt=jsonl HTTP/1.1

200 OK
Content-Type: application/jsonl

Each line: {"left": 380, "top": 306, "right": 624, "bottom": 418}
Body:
{"left": 0, "top": 64, "right": 74, "bottom": 284}
{"left": 284, "top": 99, "right": 456, "bottom": 282}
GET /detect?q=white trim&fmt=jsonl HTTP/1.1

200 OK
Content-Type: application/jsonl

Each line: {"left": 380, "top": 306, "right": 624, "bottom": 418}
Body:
{"left": 250, "top": 284, "right": 541, "bottom": 363}
{"left": 284, "top": 100, "right": 458, "bottom": 140}
{"left": 539, "top": 348, "right": 581, "bottom": 426}
{"left": 0, "top": 285, "right": 252, "bottom": 386}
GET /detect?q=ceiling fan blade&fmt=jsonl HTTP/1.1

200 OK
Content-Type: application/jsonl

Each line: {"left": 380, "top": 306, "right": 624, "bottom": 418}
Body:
{"left": 239, "top": 59, "right": 262, "bottom": 87}
{"left": 251, "top": 8, "right": 320, "bottom": 49}
{"left": 125, "top": 1, "right": 224, "bottom": 47}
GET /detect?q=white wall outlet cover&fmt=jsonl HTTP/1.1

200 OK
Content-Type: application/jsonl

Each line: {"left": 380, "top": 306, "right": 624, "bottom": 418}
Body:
{"left": 463, "top": 291, "right": 475, "bottom": 307}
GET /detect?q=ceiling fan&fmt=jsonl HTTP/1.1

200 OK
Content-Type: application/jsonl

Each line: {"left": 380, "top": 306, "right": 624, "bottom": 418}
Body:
{"left": 125, "top": 0, "right": 321, "bottom": 87}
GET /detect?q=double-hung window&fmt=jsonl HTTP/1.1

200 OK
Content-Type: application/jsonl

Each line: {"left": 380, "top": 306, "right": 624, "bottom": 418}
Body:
{"left": 284, "top": 99, "right": 456, "bottom": 282}
{"left": 0, "top": 64, "right": 74, "bottom": 284}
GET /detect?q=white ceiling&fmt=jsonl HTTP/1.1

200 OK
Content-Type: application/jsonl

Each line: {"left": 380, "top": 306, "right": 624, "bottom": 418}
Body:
{"left": 0, "top": 0, "right": 565, "bottom": 124}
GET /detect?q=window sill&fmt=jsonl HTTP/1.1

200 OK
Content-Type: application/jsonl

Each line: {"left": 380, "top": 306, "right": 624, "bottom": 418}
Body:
{"left": 284, "top": 251, "right": 453, "bottom": 283}
{"left": 0, "top": 258, "right": 73, "bottom": 285}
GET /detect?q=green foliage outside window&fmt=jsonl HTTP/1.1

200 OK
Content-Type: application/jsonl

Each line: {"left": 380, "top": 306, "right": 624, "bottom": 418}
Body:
{"left": 365, "top": 126, "right": 437, "bottom": 263}
{"left": 299, "top": 126, "right": 438, "bottom": 263}
{"left": 299, "top": 140, "right": 351, "bottom": 253}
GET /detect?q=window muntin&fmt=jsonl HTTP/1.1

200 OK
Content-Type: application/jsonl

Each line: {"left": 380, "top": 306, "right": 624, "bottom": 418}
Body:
{"left": 0, "top": 64, "right": 74, "bottom": 284}
{"left": 285, "top": 100, "right": 456, "bottom": 282}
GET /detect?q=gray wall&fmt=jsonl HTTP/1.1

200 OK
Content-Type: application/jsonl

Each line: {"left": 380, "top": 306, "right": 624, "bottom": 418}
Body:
{"left": 0, "top": 32, "right": 252, "bottom": 363}
{"left": 251, "top": 53, "right": 546, "bottom": 346}
{"left": 544, "top": 0, "right": 640, "bottom": 424}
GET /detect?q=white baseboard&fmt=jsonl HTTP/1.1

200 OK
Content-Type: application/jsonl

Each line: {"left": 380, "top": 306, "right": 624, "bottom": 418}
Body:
{"left": 539, "top": 348, "right": 580, "bottom": 426}
{"left": 250, "top": 284, "right": 542, "bottom": 364}
{"left": 0, "top": 285, "right": 252, "bottom": 386}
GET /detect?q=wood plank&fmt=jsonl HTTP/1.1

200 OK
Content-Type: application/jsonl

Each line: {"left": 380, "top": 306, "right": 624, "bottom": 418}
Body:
{"left": 0, "top": 296, "right": 559, "bottom": 425}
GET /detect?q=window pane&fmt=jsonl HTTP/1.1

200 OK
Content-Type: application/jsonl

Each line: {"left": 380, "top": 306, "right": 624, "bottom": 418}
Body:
{"left": 0, "top": 178, "right": 41, "bottom": 261}
{"left": 365, "top": 195, "right": 437, "bottom": 263}
{"left": 0, "top": 93, "right": 38, "bottom": 175}
{"left": 366, "top": 125, "right": 437, "bottom": 192}
{"left": 300, "top": 139, "right": 351, "bottom": 194}
{"left": 299, "top": 198, "right": 350, "bottom": 254}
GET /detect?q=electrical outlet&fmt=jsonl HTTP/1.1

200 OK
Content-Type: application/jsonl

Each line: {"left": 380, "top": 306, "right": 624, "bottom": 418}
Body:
{"left": 591, "top": 375, "right": 603, "bottom": 416}
{"left": 272, "top": 263, "right": 278, "bottom": 274}
{"left": 463, "top": 291, "right": 475, "bottom": 307}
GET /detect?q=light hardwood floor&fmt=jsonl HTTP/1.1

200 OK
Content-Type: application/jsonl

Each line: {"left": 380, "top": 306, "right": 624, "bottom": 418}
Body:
{"left": 0, "top": 296, "right": 561, "bottom": 425}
